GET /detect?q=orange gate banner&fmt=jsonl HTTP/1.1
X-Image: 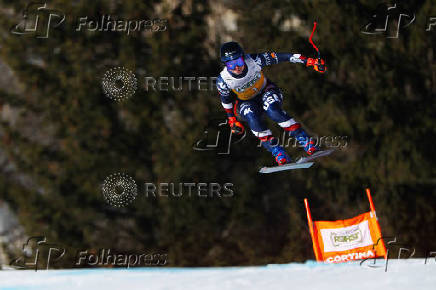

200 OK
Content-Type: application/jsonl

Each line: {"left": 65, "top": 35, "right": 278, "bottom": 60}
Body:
{"left": 304, "top": 188, "right": 387, "bottom": 263}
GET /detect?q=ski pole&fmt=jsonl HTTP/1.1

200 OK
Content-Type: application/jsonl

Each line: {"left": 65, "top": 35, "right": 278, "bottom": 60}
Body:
{"left": 308, "top": 21, "right": 325, "bottom": 72}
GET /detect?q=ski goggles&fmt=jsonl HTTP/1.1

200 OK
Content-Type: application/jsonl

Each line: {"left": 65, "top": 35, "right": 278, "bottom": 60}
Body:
{"left": 225, "top": 56, "right": 245, "bottom": 70}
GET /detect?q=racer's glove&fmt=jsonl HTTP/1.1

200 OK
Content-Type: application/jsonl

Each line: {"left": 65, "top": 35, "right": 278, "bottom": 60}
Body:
{"left": 306, "top": 58, "right": 326, "bottom": 73}
{"left": 228, "top": 116, "right": 244, "bottom": 135}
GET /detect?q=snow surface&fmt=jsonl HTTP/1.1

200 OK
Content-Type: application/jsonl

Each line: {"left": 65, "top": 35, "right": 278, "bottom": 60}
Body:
{"left": 0, "top": 259, "right": 435, "bottom": 290}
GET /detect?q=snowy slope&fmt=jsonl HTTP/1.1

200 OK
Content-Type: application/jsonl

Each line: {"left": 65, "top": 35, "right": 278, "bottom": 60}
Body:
{"left": 0, "top": 259, "right": 435, "bottom": 290}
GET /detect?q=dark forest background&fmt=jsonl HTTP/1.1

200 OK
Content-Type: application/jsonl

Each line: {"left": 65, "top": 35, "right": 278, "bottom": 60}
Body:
{"left": 0, "top": 0, "right": 435, "bottom": 267}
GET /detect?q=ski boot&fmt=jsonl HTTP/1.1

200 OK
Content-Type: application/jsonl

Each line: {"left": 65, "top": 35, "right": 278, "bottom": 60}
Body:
{"left": 286, "top": 124, "right": 319, "bottom": 155}
{"left": 272, "top": 146, "right": 292, "bottom": 165}
{"left": 260, "top": 136, "right": 292, "bottom": 165}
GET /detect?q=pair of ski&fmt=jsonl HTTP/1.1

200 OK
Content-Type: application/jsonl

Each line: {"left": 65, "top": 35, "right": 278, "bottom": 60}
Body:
{"left": 259, "top": 149, "right": 335, "bottom": 173}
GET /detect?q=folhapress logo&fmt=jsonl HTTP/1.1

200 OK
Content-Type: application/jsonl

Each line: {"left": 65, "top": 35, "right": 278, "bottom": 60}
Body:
{"left": 10, "top": 3, "right": 168, "bottom": 39}
{"left": 9, "top": 236, "right": 66, "bottom": 271}
{"left": 359, "top": 3, "right": 436, "bottom": 37}
{"left": 10, "top": 2, "right": 65, "bottom": 38}
{"left": 361, "top": 3, "right": 415, "bottom": 38}
{"left": 331, "top": 227, "right": 363, "bottom": 247}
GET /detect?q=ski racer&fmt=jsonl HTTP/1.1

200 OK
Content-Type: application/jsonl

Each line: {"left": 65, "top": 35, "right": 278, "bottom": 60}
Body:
{"left": 216, "top": 41, "right": 326, "bottom": 165}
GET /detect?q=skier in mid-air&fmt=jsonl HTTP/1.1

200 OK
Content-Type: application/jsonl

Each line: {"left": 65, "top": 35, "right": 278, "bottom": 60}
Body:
{"left": 216, "top": 41, "right": 326, "bottom": 166}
